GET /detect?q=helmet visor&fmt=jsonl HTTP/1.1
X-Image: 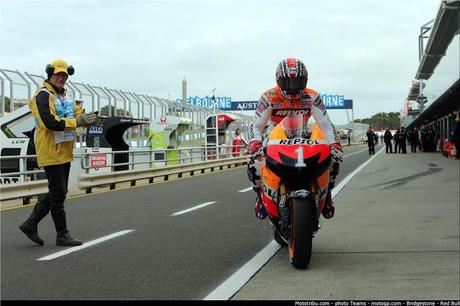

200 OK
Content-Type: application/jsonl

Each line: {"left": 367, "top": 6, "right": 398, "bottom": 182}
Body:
{"left": 277, "top": 76, "right": 307, "bottom": 95}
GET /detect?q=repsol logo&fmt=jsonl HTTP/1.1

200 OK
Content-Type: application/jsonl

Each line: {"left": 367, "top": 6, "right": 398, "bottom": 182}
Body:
{"left": 274, "top": 109, "right": 310, "bottom": 116}
{"left": 279, "top": 139, "right": 319, "bottom": 145}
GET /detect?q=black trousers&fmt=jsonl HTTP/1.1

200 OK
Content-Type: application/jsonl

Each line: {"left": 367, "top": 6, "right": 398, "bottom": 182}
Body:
{"left": 399, "top": 142, "right": 407, "bottom": 154}
{"left": 25, "top": 162, "right": 71, "bottom": 236}
{"left": 385, "top": 142, "right": 392, "bottom": 153}
{"left": 411, "top": 143, "right": 417, "bottom": 153}
{"left": 368, "top": 143, "right": 375, "bottom": 155}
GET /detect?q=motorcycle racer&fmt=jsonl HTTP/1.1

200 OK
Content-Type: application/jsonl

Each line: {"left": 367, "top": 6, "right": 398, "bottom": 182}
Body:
{"left": 247, "top": 57, "right": 343, "bottom": 220}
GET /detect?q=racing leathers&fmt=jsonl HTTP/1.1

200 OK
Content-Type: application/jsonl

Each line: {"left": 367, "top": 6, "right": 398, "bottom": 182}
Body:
{"left": 248, "top": 86, "right": 342, "bottom": 219}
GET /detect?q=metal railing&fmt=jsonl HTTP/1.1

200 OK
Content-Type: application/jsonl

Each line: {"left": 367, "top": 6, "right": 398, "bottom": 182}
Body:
{"left": 80, "top": 145, "right": 249, "bottom": 173}
{"left": 78, "top": 155, "right": 248, "bottom": 194}
{"left": 0, "top": 145, "right": 249, "bottom": 202}
{"left": 0, "top": 154, "right": 45, "bottom": 205}
{"left": 0, "top": 67, "right": 254, "bottom": 136}
{"left": 0, "top": 155, "right": 44, "bottom": 180}
{"left": 0, "top": 145, "right": 248, "bottom": 179}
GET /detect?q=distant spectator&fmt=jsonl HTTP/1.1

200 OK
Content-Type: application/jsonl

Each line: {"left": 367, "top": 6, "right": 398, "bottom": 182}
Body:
{"left": 417, "top": 127, "right": 423, "bottom": 151}
{"left": 393, "top": 129, "right": 400, "bottom": 154}
{"left": 366, "top": 127, "right": 376, "bottom": 155}
{"left": 398, "top": 127, "right": 407, "bottom": 154}
{"left": 232, "top": 128, "right": 248, "bottom": 157}
{"left": 421, "top": 127, "right": 428, "bottom": 152}
{"left": 435, "top": 128, "right": 441, "bottom": 152}
{"left": 427, "top": 126, "right": 436, "bottom": 152}
{"left": 384, "top": 129, "right": 393, "bottom": 153}
{"left": 409, "top": 129, "right": 419, "bottom": 153}
{"left": 453, "top": 113, "right": 460, "bottom": 158}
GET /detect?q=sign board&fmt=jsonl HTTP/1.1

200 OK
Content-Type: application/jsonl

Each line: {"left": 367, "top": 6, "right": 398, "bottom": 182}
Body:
{"left": 230, "top": 98, "right": 353, "bottom": 111}
{"left": 320, "top": 95, "right": 353, "bottom": 109}
{"left": 177, "top": 96, "right": 232, "bottom": 109}
{"left": 178, "top": 95, "right": 353, "bottom": 110}
{"left": 231, "top": 101, "right": 258, "bottom": 111}
{"left": 90, "top": 154, "right": 108, "bottom": 168}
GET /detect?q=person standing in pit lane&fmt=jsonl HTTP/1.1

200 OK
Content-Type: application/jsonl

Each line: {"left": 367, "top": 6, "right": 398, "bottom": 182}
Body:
{"left": 384, "top": 129, "right": 393, "bottom": 153}
{"left": 366, "top": 127, "right": 376, "bottom": 155}
{"left": 19, "top": 59, "right": 97, "bottom": 247}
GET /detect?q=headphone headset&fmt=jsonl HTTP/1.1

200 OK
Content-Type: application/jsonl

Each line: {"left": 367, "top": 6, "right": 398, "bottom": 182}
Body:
{"left": 46, "top": 63, "right": 75, "bottom": 77}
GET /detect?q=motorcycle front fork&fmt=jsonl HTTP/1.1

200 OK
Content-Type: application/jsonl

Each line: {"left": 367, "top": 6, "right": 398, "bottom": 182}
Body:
{"left": 271, "top": 189, "right": 320, "bottom": 240}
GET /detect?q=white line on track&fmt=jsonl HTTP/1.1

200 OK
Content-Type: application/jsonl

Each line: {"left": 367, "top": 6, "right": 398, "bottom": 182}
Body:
{"left": 204, "top": 146, "right": 385, "bottom": 300}
{"left": 238, "top": 187, "right": 253, "bottom": 193}
{"left": 170, "top": 201, "right": 217, "bottom": 216}
{"left": 203, "top": 240, "right": 281, "bottom": 300}
{"left": 37, "top": 230, "right": 134, "bottom": 261}
{"left": 343, "top": 147, "right": 370, "bottom": 158}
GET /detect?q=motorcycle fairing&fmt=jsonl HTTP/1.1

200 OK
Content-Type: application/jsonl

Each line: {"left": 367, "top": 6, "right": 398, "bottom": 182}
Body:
{"left": 265, "top": 145, "right": 332, "bottom": 184}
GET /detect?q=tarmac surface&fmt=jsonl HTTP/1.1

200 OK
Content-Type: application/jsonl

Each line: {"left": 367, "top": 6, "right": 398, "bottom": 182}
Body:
{"left": 233, "top": 149, "right": 460, "bottom": 300}
{"left": 0, "top": 144, "right": 374, "bottom": 300}
{"left": 1, "top": 145, "right": 458, "bottom": 300}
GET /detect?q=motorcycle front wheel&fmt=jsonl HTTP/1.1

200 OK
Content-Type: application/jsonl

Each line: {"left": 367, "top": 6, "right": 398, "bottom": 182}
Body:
{"left": 273, "top": 227, "right": 287, "bottom": 246}
{"left": 288, "top": 197, "right": 313, "bottom": 269}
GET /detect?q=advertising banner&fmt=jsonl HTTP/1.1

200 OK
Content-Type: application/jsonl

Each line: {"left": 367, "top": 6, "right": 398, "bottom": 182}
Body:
{"left": 230, "top": 101, "right": 258, "bottom": 111}
{"left": 179, "top": 95, "right": 352, "bottom": 110}
{"left": 177, "top": 96, "right": 232, "bottom": 109}
{"left": 320, "top": 95, "right": 353, "bottom": 109}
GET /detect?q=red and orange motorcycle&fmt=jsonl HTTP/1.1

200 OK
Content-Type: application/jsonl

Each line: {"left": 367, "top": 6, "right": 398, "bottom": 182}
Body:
{"left": 252, "top": 114, "right": 333, "bottom": 269}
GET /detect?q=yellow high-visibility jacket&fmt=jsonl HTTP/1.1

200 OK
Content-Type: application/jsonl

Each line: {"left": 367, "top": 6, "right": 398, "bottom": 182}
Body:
{"left": 28, "top": 81, "right": 81, "bottom": 167}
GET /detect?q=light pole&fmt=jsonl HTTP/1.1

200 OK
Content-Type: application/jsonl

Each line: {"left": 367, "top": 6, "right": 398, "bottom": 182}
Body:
{"left": 211, "top": 88, "right": 217, "bottom": 115}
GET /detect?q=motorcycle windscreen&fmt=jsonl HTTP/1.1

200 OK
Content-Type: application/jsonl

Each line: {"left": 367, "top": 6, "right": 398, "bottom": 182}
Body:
{"left": 266, "top": 114, "right": 332, "bottom": 180}
{"left": 279, "top": 114, "right": 304, "bottom": 139}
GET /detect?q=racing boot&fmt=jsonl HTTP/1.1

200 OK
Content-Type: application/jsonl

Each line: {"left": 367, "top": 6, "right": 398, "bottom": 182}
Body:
{"left": 322, "top": 189, "right": 335, "bottom": 219}
{"left": 254, "top": 186, "right": 267, "bottom": 220}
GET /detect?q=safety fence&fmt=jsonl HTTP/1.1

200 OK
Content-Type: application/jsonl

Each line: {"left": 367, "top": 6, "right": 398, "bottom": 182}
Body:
{"left": 0, "top": 145, "right": 249, "bottom": 203}
{"left": 0, "top": 68, "right": 253, "bottom": 145}
{"left": 0, "top": 155, "right": 44, "bottom": 182}
{"left": 78, "top": 156, "right": 248, "bottom": 194}
{"left": 0, "top": 67, "right": 253, "bottom": 205}
{"left": 80, "top": 145, "right": 248, "bottom": 172}
{"left": 0, "top": 68, "right": 212, "bottom": 120}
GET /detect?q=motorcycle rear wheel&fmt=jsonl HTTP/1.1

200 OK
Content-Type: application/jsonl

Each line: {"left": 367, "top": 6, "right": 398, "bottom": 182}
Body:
{"left": 288, "top": 197, "right": 313, "bottom": 269}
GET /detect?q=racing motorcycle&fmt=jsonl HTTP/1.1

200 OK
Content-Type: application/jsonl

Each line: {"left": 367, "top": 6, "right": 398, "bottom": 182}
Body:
{"left": 251, "top": 114, "right": 333, "bottom": 269}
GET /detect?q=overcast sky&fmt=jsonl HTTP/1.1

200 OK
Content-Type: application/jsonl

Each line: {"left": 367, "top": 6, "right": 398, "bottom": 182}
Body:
{"left": 1, "top": 0, "right": 440, "bottom": 124}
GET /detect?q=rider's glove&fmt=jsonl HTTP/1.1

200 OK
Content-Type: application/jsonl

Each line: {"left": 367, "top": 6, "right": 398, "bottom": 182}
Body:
{"left": 249, "top": 140, "right": 263, "bottom": 155}
{"left": 76, "top": 111, "right": 97, "bottom": 127}
{"left": 330, "top": 142, "right": 343, "bottom": 163}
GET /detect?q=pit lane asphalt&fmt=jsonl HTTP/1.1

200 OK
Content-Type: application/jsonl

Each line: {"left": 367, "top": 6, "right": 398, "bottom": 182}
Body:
{"left": 0, "top": 144, "right": 378, "bottom": 300}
